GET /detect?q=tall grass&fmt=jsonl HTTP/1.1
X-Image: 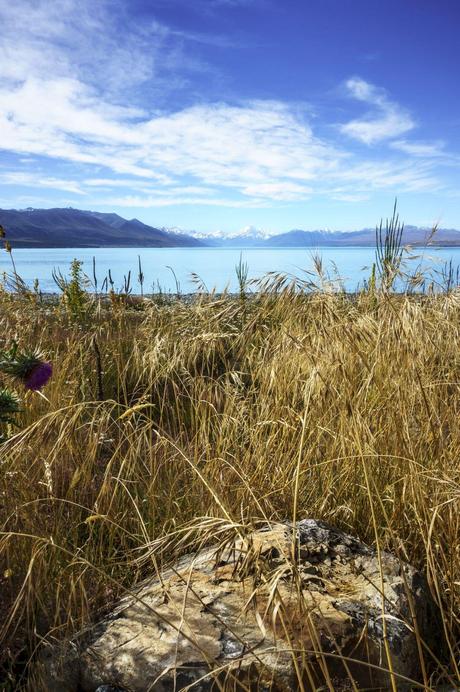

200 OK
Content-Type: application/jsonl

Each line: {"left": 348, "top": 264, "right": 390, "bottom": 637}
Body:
{"left": 0, "top": 263, "right": 459, "bottom": 687}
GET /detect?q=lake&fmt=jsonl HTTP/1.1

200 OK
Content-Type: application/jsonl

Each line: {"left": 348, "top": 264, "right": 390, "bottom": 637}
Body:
{"left": 2, "top": 246, "right": 460, "bottom": 294}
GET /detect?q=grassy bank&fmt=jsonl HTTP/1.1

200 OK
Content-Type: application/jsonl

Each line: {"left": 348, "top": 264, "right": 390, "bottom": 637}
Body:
{"left": 0, "top": 283, "right": 459, "bottom": 688}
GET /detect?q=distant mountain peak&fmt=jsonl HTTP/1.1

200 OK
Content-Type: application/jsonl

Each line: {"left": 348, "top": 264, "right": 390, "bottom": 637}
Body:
{"left": 230, "top": 225, "right": 269, "bottom": 239}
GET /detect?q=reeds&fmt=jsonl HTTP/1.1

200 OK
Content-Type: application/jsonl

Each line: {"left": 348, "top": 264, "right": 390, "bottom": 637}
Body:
{"left": 0, "top": 277, "right": 459, "bottom": 688}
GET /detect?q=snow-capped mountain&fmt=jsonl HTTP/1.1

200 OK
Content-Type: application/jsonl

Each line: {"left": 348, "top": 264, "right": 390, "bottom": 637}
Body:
{"left": 229, "top": 225, "right": 271, "bottom": 240}
{"left": 161, "top": 223, "right": 460, "bottom": 248}
{"left": 161, "top": 224, "right": 274, "bottom": 246}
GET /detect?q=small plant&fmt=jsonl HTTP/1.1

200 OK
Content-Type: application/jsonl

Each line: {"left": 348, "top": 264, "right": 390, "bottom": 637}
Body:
{"left": 375, "top": 199, "right": 404, "bottom": 290}
{"left": 92, "top": 256, "right": 99, "bottom": 296}
{"left": 0, "top": 388, "right": 21, "bottom": 442}
{"left": 437, "top": 258, "right": 460, "bottom": 294}
{"left": 137, "top": 255, "right": 145, "bottom": 297}
{"left": 235, "top": 252, "right": 249, "bottom": 302}
{"left": 53, "top": 259, "right": 92, "bottom": 323}
{"left": 166, "top": 265, "right": 181, "bottom": 296}
{"left": 1, "top": 223, "right": 19, "bottom": 279}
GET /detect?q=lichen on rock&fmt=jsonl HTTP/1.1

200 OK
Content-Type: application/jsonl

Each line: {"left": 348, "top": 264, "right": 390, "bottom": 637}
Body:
{"left": 40, "top": 519, "right": 438, "bottom": 691}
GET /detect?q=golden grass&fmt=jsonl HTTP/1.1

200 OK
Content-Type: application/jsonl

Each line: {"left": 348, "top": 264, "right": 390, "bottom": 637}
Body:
{"left": 0, "top": 286, "right": 459, "bottom": 689}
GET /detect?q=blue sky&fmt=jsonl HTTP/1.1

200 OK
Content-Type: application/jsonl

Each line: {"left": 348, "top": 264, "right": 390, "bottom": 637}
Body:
{"left": 0, "top": 0, "right": 459, "bottom": 233}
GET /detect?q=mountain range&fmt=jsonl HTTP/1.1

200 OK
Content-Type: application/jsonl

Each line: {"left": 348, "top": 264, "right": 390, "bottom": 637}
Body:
{"left": 1, "top": 207, "right": 460, "bottom": 248}
{"left": 180, "top": 224, "right": 460, "bottom": 247}
{"left": 0, "top": 208, "right": 204, "bottom": 248}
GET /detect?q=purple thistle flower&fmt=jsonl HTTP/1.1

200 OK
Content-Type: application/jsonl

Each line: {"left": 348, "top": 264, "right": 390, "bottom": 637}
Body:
{"left": 1, "top": 344, "right": 53, "bottom": 391}
{"left": 23, "top": 361, "right": 53, "bottom": 391}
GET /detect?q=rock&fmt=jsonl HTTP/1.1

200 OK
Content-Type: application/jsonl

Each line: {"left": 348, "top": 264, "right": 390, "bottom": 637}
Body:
{"left": 39, "top": 520, "right": 438, "bottom": 691}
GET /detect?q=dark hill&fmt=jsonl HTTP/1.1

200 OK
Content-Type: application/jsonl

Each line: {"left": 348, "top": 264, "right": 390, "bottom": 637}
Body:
{"left": 0, "top": 208, "right": 204, "bottom": 248}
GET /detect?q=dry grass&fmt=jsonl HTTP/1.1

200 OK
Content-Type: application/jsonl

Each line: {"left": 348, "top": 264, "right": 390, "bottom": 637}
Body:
{"left": 0, "top": 284, "right": 459, "bottom": 689}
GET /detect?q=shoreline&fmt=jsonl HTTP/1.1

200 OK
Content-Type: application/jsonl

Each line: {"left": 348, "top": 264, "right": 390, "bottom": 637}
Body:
{"left": 7, "top": 242, "right": 460, "bottom": 249}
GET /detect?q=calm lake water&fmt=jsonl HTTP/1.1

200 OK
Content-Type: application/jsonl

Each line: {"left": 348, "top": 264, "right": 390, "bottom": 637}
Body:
{"left": 2, "top": 246, "right": 460, "bottom": 294}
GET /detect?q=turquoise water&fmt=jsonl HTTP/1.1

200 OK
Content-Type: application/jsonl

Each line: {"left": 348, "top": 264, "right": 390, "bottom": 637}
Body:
{"left": 1, "top": 246, "right": 460, "bottom": 293}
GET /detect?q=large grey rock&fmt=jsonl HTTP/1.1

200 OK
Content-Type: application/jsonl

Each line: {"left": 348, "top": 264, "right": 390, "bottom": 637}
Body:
{"left": 39, "top": 520, "right": 438, "bottom": 691}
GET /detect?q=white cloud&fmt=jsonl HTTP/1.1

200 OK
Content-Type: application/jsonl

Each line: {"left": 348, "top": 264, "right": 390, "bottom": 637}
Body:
{"left": 0, "top": 81, "right": 445, "bottom": 205}
{"left": 95, "top": 195, "right": 268, "bottom": 208}
{"left": 331, "top": 192, "right": 370, "bottom": 203}
{"left": 0, "top": 171, "right": 86, "bottom": 195}
{"left": 340, "top": 77, "right": 415, "bottom": 144}
{"left": 333, "top": 160, "right": 441, "bottom": 193}
{"left": 0, "top": 81, "right": 345, "bottom": 199}
{"left": 0, "top": 1, "right": 453, "bottom": 210}
{"left": 0, "top": 74, "right": 445, "bottom": 205}
{"left": 390, "top": 139, "right": 446, "bottom": 157}
{"left": 84, "top": 175, "right": 173, "bottom": 187}
{"left": 0, "top": 1, "right": 154, "bottom": 92}
{"left": 241, "top": 181, "right": 313, "bottom": 200}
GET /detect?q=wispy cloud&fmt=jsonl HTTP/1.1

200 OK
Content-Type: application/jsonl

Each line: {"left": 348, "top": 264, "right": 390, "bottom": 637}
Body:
{"left": 0, "top": 171, "right": 86, "bottom": 195}
{"left": 340, "top": 77, "right": 415, "bottom": 144}
{"left": 148, "top": 19, "right": 238, "bottom": 48}
{"left": 241, "top": 181, "right": 313, "bottom": 201}
{"left": 330, "top": 192, "right": 370, "bottom": 203}
{"left": 94, "top": 195, "right": 268, "bottom": 208}
{"left": 0, "top": 82, "right": 447, "bottom": 205}
{"left": 4, "top": 81, "right": 447, "bottom": 203}
{"left": 333, "top": 160, "right": 441, "bottom": 193}
{"left": 390, "top": 139, "right": 446, "bottom": 157}
{"left": 0, "top": 1, "right": 457, "bottom": 212}
{"left": 161, "top": 0, "right": 265, "bottom": 11}
{"left": 0, "top": 0, "right": 214, "bottom": 102}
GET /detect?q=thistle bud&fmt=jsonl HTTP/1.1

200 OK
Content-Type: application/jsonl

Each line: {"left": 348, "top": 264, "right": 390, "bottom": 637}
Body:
{"left": 23, "top": 361, "right": 53, "bottom": 391}
{"left": 0, "top": 344, "right": 53, "bottom": 391}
